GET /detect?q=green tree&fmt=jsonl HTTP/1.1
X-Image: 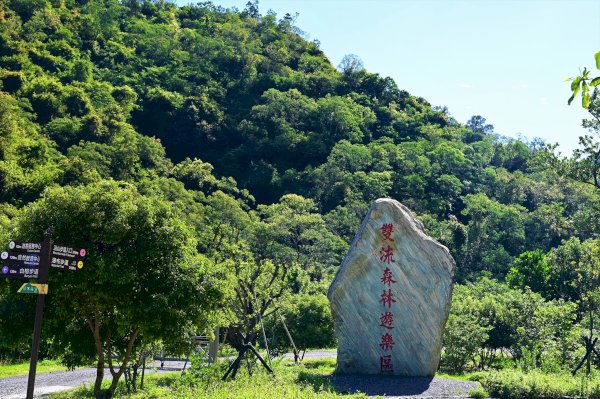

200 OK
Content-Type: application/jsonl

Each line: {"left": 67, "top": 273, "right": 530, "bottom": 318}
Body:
{"left": 256, "top": 194, "right": 346, "bottom": 280}
{"left": 266, "top": 294, "right": 335, "bottom": 362}
{"left": 9, "top": 180, "right": 224, "bottom": 398}
{"left": 466, "top": 115, "right": 494, "bottom": 135}
{"left": 444, "top": 278, "right": 580, "bottom": 372}
{"left": 548, "top": 238, "right": 600, "bottom": 374}
{"left": 220, "top": 244, "right": 298, "bottom": 378}
{"left": 458, "top": 193, "right": 526, "bottom": 279}
{"left": 507, "top": 250, "right": 552, "bottom": 298}
{"left": 442, "top": 285, "right": 491, "bottom": 372}
{"left": 563, "top": 92, "right": 600, "bottom": 190}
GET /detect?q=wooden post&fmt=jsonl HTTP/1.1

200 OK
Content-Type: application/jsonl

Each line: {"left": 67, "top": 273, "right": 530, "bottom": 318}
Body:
{"left": 26, "top": 228, "right": 53, "bottom": 399}
{"left": 140, "top": 351, "right": 146, "bottom": 390}
{"left": 252, "top": 290, "right": 272, "bottom": 371}
{"left": 209, "top": 327, "right": 219, "bottom": 363}
{"left": 280, "top": 315, "right": 299, "bottom": 363}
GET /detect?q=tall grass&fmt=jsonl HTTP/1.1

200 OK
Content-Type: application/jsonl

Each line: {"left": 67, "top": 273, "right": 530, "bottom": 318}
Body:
{"left": 475, "top": 369, "right": 600, "bottom": 399}
{"left": 52, "top": 358, "right": 369, "bottom": 399}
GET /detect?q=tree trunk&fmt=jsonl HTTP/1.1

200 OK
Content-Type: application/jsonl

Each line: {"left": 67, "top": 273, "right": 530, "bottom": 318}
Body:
{"left": 588, "top": 310, "right": 594, "bottom": 376}
{"left": 89, "top": 315, "right": 105, "bottom": 399}
{"left": 104, "top": 374, "right": 122, "bottom": 399}
{"left": 103, "top": 329, "right": 140, "bottom": 398}
{"left": 90, "top": 327, "right": 139, "bottom": 399}
{"left": 94, "top": 357, "right": 105, "bottom": 399}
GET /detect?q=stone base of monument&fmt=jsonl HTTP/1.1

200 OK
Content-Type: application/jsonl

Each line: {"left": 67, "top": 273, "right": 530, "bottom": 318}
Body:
{"left": 327, "top": 198, "right": 455, "bottom": 376}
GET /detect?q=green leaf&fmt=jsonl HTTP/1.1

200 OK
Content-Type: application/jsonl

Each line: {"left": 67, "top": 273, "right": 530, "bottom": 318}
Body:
{"left": 592, "top": 77, "right": 600, "bottom": 87}
{"left": 571, "top": 76, "right": 582, "bottom": 91}
{"left": 583, "top": 93, "right": 591, "bottom": 109}
{"left": 569, "top": 80, "right": 581, "bottom": 105}
{"left": 565, "top": 77, "right": 573, "bottom": 82}
{"left": 595, "top": 50, "right": 600, "bottom": 70}
{"left": 582, "top": 81, "right": 591, "bottom": 108}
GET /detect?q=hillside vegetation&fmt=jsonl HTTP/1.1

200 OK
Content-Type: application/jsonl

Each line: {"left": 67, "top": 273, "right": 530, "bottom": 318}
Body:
{"left": 1, "top": 0, "right": 600, "bottom": 396}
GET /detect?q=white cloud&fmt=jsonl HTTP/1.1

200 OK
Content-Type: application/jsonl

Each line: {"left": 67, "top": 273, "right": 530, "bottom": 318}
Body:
{"left": 459, "top": 83, "right": 473, "bottom": 89}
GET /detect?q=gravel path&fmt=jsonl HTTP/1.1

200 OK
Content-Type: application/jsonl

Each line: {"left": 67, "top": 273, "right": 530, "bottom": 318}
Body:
{"left": 286, "top": 351, "right": 479, "bottom": 398}
{"left": 284, "top": 350, "right": 338, "bottom": 360}
{"left": 0, "top": 353, "right": 478, "bottom": 398}
{"left": 0, "top": 367, "right": 99, "bottom": 399}
{"left": 330, "top": 374, "right": 478, "bottom": 398}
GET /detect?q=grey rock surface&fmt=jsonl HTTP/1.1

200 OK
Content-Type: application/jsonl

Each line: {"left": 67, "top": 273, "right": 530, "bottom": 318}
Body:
{"left": 328, "top": 198, "right": 455, "bottom": 376}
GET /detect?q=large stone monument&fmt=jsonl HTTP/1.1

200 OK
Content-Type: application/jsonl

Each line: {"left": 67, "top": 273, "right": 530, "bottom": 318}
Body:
{"left": 327, "top": 198, "right": 455, "bottom": 376}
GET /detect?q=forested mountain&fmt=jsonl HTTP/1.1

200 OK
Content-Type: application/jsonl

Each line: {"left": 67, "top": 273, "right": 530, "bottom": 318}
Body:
{"left": 1, "top": 0, "right": 595, "bottom": 282}
{"left": 1, "top": 0, "right": 600, "bottom": 387}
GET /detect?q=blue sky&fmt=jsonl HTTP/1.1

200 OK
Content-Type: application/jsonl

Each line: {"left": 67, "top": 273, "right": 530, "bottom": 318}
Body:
{"left": 176, "top": 0, "right": 600, "bottom": 155}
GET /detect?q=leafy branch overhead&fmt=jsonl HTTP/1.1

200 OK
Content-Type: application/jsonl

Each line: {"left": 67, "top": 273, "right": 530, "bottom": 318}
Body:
{"left": 567, "top": 51, "right": 600, "bottom": 108}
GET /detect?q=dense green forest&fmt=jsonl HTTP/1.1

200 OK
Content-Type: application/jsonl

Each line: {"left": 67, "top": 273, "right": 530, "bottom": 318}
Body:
{"left": 1, "top": 0, "right": 600, "bottom": 396}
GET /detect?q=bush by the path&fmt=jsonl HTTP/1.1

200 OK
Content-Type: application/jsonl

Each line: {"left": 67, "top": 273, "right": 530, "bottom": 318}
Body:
{"left": 476, "top": 369, "right": 600, "bottom": 399}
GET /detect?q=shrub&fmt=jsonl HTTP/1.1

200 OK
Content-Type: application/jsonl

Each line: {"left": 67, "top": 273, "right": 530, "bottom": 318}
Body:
{"left": 266, "top": 294, "right": 335, "bottom": 359}
{"left": 469, "top": 388, "right": 489, "bottom": 398}
{"left": 477, "top": 370, "right": 599, "bottom": 399}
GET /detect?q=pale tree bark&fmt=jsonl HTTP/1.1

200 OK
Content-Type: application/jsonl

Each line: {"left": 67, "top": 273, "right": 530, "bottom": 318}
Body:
{"left": 87, "top": 312, "right": 105, "bottom": 399}
{"left": 104, "top": 329, "right": 140, "bottom": 398}
{"left": 87, "top": 311, "right": 140, "bottom": 399}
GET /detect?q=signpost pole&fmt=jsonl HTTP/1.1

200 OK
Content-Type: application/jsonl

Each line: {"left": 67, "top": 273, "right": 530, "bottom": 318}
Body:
{"left": 25, "top": 228, "right": 53, "bottom": 399}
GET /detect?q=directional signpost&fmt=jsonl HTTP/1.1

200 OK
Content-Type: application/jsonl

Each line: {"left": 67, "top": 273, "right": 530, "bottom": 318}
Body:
{"left": 18, "top": 283, "right": 48, "bottom": 295}
{"left": 1, "top": 229, "right": 86, "bottom": 399}
{"left": 1, "top": 250, "right": 41, "bottom": 279}
{"left": 51, "top": 245, "right": 85, "bottom": 271}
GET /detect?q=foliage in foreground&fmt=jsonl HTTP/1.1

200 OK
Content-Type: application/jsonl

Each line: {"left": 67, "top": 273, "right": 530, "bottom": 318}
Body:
{"left": 50, "top": 360, "right": 600, "bottom": 399}
{"left": 442, "top": 277, "right": 582, "bottom": 373}
{"left": 475, "top": 369, "right": 600, "bottom": 399}
{"left": 9, "top": 180, "right": 227, "bottom": 398}
{"left": 51, "top": 358, "right": 369, "bottom": 399}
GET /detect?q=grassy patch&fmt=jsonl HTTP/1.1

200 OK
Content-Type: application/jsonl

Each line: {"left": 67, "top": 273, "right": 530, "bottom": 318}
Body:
{"left": 52, "top": 357, "right": 600, "bottom": 399}
{"left": 50, "top": 358, "right": 367, "bottom": 399}
{"left": 475, "top": 369, "right": 600, "bottom": 399}
{"left": 51, "top": 372, "right": 180, "bottom": 399}
{"left": 468, "top": 387, "right": 489, "bottom": 398}
{"left": 435, "top": 371, "right": 480, "bottom": 381}
{"left": 0, "top": 359, "right": 67, "bottom": 379}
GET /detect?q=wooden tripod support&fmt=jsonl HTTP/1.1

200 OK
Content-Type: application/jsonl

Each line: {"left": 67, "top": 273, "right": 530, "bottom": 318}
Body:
{"left": 573, "top": 336, "right": 599, "bottom": 376}
{"left": 222, "top": 343, "right": 273, "bottom": 381}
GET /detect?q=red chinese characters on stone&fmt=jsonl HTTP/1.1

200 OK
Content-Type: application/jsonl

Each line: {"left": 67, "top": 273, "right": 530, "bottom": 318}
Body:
{"left": 377, "top": 224, "right": 397, "bottom": 374}
{"left": 379, "top": 245, "right": 395, "bottom": 263}
{"left": 380, "top": 333, "right": 395, "bottom": 351}
{"left": 380, "top": 223, "right": 394, "bottom": 241}
{"left": 380, "top": 355, "right": 394, "bottom": 373}
{"left": 379, "top": 289, "right": 397, "bottom": 308}
{"left": 381, "top": 267, "right": 396, "bottom": 286}
{"left": 379, "top": 311, "right": 394, "bottom": 329}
